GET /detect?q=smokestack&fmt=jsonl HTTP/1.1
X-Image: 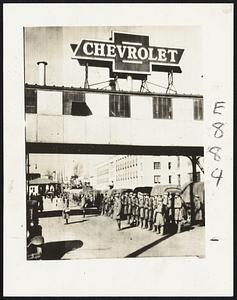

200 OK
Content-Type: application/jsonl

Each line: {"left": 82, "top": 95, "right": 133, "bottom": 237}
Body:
{"left": 37, "top": 61, "right": 48, "bottom": 85}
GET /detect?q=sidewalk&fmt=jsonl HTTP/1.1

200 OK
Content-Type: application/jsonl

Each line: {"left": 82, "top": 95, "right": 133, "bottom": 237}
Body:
{"left": 39, "top": 213, "right": 205, "bottom": 260}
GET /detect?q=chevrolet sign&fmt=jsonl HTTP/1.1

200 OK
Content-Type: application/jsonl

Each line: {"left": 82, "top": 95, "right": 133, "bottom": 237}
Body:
{"left": 71, "top": 31, "right": 184, "bottom": 79}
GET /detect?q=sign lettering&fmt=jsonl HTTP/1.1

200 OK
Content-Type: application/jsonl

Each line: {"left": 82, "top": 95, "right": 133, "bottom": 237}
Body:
{"left": 71, "top": 31, "right": 184, "bottom": 77}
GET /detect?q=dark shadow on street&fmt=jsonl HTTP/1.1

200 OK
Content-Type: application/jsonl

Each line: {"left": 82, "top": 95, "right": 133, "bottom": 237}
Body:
{"left": 125, "top": 233, "right": 175, "bottom": 258}
{"left": 41, "top": 240, "right": 83, "bottom": 260}
{"left": 86, "top": 214, "right": 101, "bottom": 218}
{"left": 67, "top": 219, "right": 88, "bottom": 225}
{"left": 39, "top": 208, "right": 99, "bottom": 218}
{"left": 121, "top": 225, "right": 132, "bottom": 231}
{"left": 181, "top": 224, "right": 194, "bottom": 232}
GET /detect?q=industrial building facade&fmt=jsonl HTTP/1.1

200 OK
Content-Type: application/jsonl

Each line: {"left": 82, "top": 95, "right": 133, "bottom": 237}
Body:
{"left": 25, "top": 85, "right": 203, "bottom": 148}
{"left": 94, "top": 154, "right": 203, "bottom": 190}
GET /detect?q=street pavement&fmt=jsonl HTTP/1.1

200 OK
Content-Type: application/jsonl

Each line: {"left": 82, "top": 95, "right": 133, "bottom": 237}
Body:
{"left": 39, "top": 206, "right": 205, "bottom": 259}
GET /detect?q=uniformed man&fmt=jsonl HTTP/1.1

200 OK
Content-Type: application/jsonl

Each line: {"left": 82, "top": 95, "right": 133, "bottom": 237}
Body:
{"left": 144, "top": 195, "right": 149, "bottom": 230}
{"left": 108, "top": 195, "right": 114, "bottom": 218}
{"left": 80, "top": 194, "right": 87, "bottom": 218}
{"left": 152, "top": 197, "right": 158, "bottom": 232}
{"left": 101, "top": 193, "right": 106, "bottom": 215}
{"left": 131, "top": 193, "right": 137, "bottom": 226}
{"left": 174, "top": 192, "right": 184, "bottom": 233}
{"left": 62, "top": 198, "right": 70, "bottom": 225}
{"left": 147, "top": 196, "right": 154, "bottom": 230}
{"left": 162, "top": 192, "right": 169, "bottom": 232}
{"left": 127, "top": 192, "right": 133, "bottom": 225}
{"left": 153, "top": 195, "right": 165, "bottom": 235}
{"left": 139, "top": 193, "right": 145, "bottom": 228}
{"left": 135, "top": 193, "right": 141, "bottom": 227}
{"left": 113, "top": 193, "right": 122, "bottom": 230}
{"left": 123, "top": 192, "right": 129, "bottom": 221}
{"left": 194, "top": 195, "right": 203, "bottom": 226}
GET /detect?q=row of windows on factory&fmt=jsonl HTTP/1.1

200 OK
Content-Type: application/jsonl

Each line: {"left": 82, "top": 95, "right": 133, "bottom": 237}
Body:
{"left": 155, "top": 172, "right": 201, "bottom": 185}
{"left": 25, "top": 89, "right": 203, "bottom": 120}
{"left": 116, "top": 174, "right": 181, "bottom": 185}
{"left": 154, "top": 160, "right": 180, "bottom": 170}
{"left": 154, "top": 174, "right": 181, "bottom": 185}
{"left": 116, "top": 171, "right": 139, "bottom": 181}
{"left": 116, "top": 157, "right": 138, "bottom": 171}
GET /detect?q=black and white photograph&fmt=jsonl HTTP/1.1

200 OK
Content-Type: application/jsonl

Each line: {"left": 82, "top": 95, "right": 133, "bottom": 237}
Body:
{"left": 25, "top": 26, "right": 205, "bottom": 260}
{"left": 4, "top": 4, "right": 233, "bottom": 297}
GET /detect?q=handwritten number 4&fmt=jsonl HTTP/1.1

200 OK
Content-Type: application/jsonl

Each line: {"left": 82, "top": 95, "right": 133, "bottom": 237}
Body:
{"left": 211, "top": 168, "right": 223, "bottom": 187}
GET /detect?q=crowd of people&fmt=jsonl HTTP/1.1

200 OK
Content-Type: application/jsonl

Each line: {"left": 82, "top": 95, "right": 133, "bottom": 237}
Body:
{"left": 27, "top": 186, "right": 204, "bottom": 233}
{"left": 100, "top": 191, "right": 204, "bottom": 234}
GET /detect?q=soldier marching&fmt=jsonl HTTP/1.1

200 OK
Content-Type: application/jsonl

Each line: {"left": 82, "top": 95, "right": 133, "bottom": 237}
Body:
{"left": 99, "top": 189, "right": 195, "bottom": 235}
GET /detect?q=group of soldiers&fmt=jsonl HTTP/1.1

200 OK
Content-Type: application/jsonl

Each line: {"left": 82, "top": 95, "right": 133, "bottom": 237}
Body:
{"left": 101, "top": 191, "right": 202, "bottom": 234}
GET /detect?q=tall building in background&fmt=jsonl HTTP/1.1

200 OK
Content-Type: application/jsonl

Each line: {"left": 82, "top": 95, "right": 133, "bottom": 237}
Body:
{"left": 93, "top": 155, "right": 204, "bottom": 190}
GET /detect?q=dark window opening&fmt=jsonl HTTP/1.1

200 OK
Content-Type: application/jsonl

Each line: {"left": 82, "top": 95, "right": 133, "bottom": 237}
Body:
{"left": 25, "top": 88, "right": 37, "bottom": 113}
{"left": 177, "top": 174, "right": 181, "bottom": 185}
{"left": 168, "top": 175, "right": 172, "bottom": 184}
{"left": 109, "top": 94, "right": 130, "bottom": 118}
{"left": 194, "top": 98, "right": 203, "bottom": 120}
{"left": 63, "top": 91, "right": 92, "bottom": 116}
{"left": 168, "top": 162, "right": 172, "bottom": 170}
{"left": 154, "top": 162, "right": 161, "bottom": 169}
{"left": 154, "top": 175, "right": 161, "bottom": 184}
{"left": 153, "top": 97, "right": 172, "bottom": 119}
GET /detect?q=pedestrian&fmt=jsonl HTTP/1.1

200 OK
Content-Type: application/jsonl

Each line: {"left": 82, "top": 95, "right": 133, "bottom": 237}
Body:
{"left": 101, "top": 193, "right": 106, "bottom": 215}
{"left": 135, "top": 194, "right": 140, "bottom": 227}
{"left": 194, "top": 195, "right": 203, "bottom": 226}
{"left": 123, "top": 192, "right": 129, "bottom": 221}
{"left": 80, "top": 194, "right": 87, "bottom": 218}
{"left": 153, "top": 195, "right": 165, "bottom": 235}
{"left": 62, "top": 198, "right": 70, "bottom": 225}
{"left": 148, "top": 197, "right": 154, "bottom": 231}
{"left": 162, "top": 192, "right": 169, "bottom": 233}
{"left": 139, "top": 193, "right": 145, "bottom": 229}
{"left": 113, "top": 193, "right": 122, "bottom": 230}
{"left": 166, "top": 193, "right": 173, "bottom": 232}
{"left": 108, "top": 196, "right": 114, "bottom": 218}
{"left": 174, "top": 192, "right": 184, "bottom": 233}
{"left": 127, "top": 192, "right": 133, "bottom": 225}
{"left": 131, "top": 193, "right": 137, "bottom": 226}
{"left": 144, "top": 195, "right": 149, "bottom": 230}
{"left": 152, "top": 197, "right": 158, "bottom": 232}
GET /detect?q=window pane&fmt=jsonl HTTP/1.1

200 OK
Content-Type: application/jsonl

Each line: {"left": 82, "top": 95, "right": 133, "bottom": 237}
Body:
{"left": 154, "top": 162, "right": 161, "bottom": 169}
{"left": 153, "top": 97, "right": 173, "bottom": 119}
{"left": 153, "top": 98, "right": 157, "bottom": 118}
{"left": 194, "top": 98, "right": 203, "bottom": 120}
{"left": 63, "top": 91, "right": 86, "bottom": 115}
{"left": 25, "top": 88, "right": 37, "bottom": 113}
{"left": 109, "top": 94, "right": 130, "bottom": 118}
{"left": 194, "top": 99, "right": 198, "bottom": 119}
{"left": 168, "top": 98, "right": 172, "bottom": 119}
{"left": 199, "top": 99, "right": 203, "bottom": 120}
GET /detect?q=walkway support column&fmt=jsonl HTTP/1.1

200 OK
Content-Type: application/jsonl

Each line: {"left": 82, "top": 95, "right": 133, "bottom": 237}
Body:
{"left": 187, "top": 155, "right": 199, "bottom": 225}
